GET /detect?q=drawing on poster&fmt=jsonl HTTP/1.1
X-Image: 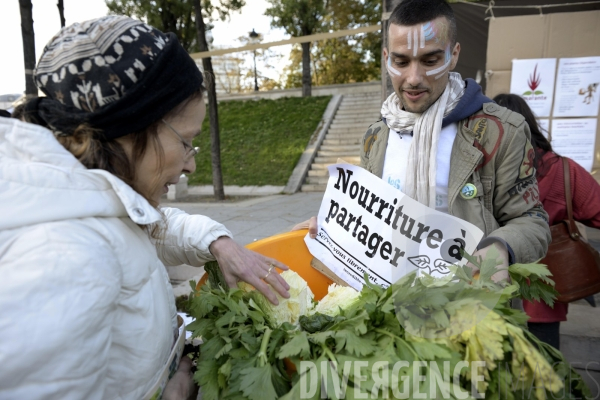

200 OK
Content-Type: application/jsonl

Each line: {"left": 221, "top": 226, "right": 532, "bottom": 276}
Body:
{"left": 524, "top": 64, "right": 543, "bottom": 95}
{"left": 579, "top": 83, "right": 598, "bottom": 104}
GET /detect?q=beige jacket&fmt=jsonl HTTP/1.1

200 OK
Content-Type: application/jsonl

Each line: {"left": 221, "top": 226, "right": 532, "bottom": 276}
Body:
{"left": 361, "top": 103, "right": 550, "bottom": 263}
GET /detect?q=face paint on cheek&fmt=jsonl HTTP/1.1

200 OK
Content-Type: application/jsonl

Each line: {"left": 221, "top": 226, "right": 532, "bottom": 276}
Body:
{"left": 426, "top": 44, "right": 453, "bottom": 79}
{"left": 386, "top": 56, "right": 402, "bottom": 77}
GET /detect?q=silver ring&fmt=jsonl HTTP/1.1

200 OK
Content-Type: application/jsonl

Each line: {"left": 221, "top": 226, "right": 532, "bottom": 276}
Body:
{"left": 263, "top": 264, "right": 274, "bottom": 279}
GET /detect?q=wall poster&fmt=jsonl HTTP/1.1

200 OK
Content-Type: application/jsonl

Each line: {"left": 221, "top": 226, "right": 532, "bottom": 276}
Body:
{"left": 538, "top": 119, "right": 550, "bottom": 139}
{"left": 553, "top": 57, "right": 600, "bottom": 118}
{"left": 510, "top": 58, "right": 557, "bottom": 118}
{"left": 551, "top": 119, "right": 597, "bottom": 171}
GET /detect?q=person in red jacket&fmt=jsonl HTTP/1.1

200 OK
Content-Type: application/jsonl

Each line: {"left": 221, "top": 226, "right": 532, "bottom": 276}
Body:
{"left": 494, "top": 93, "right": 600, "bottom": 349}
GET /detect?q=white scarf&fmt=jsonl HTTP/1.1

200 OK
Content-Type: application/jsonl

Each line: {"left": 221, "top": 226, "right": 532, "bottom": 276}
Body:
{"left": 381, "top": 72, "right": 465, "bottom": 208}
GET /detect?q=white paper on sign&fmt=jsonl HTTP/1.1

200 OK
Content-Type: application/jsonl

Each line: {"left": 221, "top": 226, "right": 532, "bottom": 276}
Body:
{"left": 305, "top": 164, "right": 485, "bottom": 291}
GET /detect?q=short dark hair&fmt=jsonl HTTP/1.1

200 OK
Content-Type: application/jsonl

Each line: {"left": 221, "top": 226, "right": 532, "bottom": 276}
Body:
{"left": 389, "top": 0, "right": 457, "bottom": 46}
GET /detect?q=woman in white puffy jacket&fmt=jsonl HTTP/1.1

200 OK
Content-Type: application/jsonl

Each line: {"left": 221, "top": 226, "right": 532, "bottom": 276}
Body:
{"left": 0, "top": 16, "right": 290, "bottom": 400}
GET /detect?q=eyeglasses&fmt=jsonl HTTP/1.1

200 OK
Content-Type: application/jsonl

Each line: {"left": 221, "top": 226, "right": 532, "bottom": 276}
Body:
{"left": 161, "top": 119, "right": 200, "bottom": 162}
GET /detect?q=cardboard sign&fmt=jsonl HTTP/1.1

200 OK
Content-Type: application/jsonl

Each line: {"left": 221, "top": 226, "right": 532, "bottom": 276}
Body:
{"left": 305, "top": 164, "right": 485, "bottom": 290}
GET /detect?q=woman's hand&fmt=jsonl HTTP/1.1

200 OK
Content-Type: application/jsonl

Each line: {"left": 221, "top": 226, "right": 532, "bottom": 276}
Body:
{"left": 162, "top": 357, "right": 196, "bottom": 400}
{"left": 291, "top": 216, "right": 318, "bottom": 239}
{"left": 209, "top": 236, "right": 290, "bottom": 305}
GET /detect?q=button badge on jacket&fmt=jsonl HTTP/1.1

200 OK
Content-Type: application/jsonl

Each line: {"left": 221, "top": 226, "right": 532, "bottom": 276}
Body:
{"left": 460, "top": 183, "right": 477, "bottom": 199}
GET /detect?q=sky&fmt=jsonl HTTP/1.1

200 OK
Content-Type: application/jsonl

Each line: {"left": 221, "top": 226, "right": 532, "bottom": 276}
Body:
{"left": 0, "top": 0, "right": 290, "bottom": 96}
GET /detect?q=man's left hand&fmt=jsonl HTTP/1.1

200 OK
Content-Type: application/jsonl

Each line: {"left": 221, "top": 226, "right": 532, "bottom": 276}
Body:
{"left": 291, "top": 216, "right": 317, "bottom": 239}
{"left": 468, "top": 242, "right": 509, "bottom": 282}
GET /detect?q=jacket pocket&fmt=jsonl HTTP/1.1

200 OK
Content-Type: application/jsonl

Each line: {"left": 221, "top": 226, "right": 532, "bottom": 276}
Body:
{"left": 480, "top": 176, "right": 494, "bottom": 213}
{"left": 480, "top": 176, "right": 497, "bottom": 233}
{"left": 452, "top": 177, "right": 489, "bottom": 235}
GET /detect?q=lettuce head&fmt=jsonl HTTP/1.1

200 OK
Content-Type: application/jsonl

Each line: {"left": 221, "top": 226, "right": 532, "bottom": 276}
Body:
{"left": 313, "top": 283, "right": 360, "bottom": 317}
{"left": 239, "top": 270, "right": 314, "bottom": 327}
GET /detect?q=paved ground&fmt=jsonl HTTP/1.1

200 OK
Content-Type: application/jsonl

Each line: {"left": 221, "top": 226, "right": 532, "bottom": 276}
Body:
{"left": 162, "top": 192, "right": 323, "bottom": 246}
{"left": 162, "top": 192, "right": 323, "bottom": 292}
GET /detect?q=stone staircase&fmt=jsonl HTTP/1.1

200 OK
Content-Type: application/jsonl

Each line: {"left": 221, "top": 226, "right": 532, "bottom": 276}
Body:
{"left": 301, "top": 92, "right": 382, "bottom": 192}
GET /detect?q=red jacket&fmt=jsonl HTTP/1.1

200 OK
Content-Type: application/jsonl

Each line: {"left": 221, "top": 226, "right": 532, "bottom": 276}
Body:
{"left": 524, "top": 152, "right": 600, "bottom": 322}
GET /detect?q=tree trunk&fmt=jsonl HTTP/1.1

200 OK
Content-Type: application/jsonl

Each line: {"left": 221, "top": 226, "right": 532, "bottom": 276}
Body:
{"left": 19, "top": 0, "right": 37, "bottom": 98}
{"left": 57, "top": 0, "right": 65, "bottom": 27}
{"left": 301, "top": 41, "right": 311, "bottom": 97}
{"left": 193, "top": 0, "right": 225, "bottom": 200}
{"left": 160, "top": 0, "right": 179, "bottom": 37}
{"left": 183, "top": 11, "right": 193, "bottom": 51}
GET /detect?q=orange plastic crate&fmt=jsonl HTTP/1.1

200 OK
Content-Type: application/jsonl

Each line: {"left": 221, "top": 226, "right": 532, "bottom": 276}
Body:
{"left": 197, "top": 230, "right": 333, "bottom": 300}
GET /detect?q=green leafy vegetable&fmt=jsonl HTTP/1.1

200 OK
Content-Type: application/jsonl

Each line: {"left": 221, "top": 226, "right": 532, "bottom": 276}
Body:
{"left": 299, "top": 313, "right": 336, "bottom": 333}
{"left": 205, "top": 260, "right": 227, "bottom": 290}
{"left": 509, "top": 261, "right": 558, "bottom": 307}
{"left": 187, "top": 254, "right": 590, "bottom": 400}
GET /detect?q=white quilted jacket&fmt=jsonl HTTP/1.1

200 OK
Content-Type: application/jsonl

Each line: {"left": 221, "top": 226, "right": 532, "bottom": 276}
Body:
{"left": 0, "top": 118, "right": 231, "bottom": 399}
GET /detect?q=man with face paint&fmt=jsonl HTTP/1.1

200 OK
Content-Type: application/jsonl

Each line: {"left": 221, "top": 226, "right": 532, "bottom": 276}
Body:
{"left": 358, "top": 0, "right": 551, "bottom": 278}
